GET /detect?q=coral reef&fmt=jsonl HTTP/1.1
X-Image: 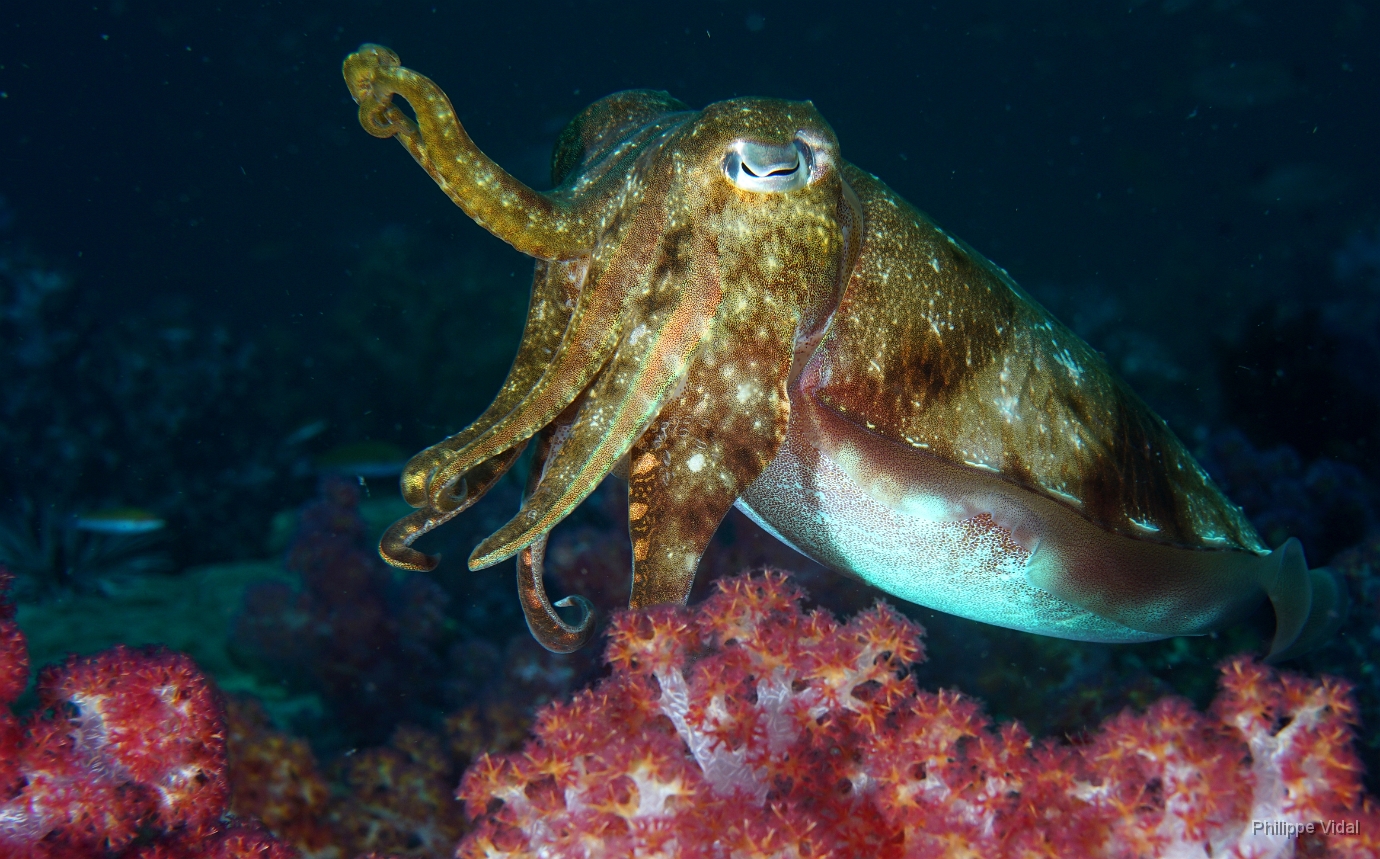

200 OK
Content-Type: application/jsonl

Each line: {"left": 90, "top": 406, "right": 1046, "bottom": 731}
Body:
{"left": 227, "top": 697, "right": 466, "bottom": 859}
{"left": 223, "top": 618, "right": 598, "bottom": 856}
{"left": 328, "top": 725, "right": 467, "bottom": 857}
{"left": 0, "top": 567, "right": 296, "bottom": 859}
{"left": 457, "top": 571, "right": 1378, "bottom": 859}
{"left": 231, "top": 477, "right": 455, "bottom": 747}
{"left": 232, "top": 475, "right": 602, "bottom": 753}
{"left": 225, "top": 697, "right": 339, "bottom": 856}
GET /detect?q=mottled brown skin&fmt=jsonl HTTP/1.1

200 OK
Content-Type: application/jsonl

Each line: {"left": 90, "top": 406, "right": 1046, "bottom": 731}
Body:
{"left": 344, "top": 45, "right": 1338, "bottom": 657}
{"left": 812, "top": 165, "right": 1265, "bottom": 555}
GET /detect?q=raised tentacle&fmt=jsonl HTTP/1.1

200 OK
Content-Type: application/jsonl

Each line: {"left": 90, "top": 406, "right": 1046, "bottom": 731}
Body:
{"left": 468, "top": 246, "right": 724, "bottom": 570}
{"left": 343, "top": 44, "right": 592, "bottom": 259}
{"left": 515, "top": 414, "right": 594, "bottom": 652}
{"left": 625, "top": 309, "right": 797, "bottom": 608}
{"left": 397, "top": 259, "right": 584, "bottom": 511}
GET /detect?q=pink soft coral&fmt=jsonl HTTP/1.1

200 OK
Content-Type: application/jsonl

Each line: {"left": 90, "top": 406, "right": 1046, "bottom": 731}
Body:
{"left": 457, "top": 570, "right": 1378, "bottom": 859}
{"left": 0, "top": 567, "right": 296, "bottom": 859}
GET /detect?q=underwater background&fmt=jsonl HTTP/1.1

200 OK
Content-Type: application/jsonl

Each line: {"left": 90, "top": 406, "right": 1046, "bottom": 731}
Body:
{"left": 1, "top": 0, "right": 1378, "bottom": 856}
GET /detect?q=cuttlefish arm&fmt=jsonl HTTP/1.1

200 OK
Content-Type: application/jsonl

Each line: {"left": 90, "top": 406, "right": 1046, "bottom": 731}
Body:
{"left": 423, "top": 185, "right": 677, "bottom": 515}
{"left": 516, "top": 402, "right": 596, "bottom": 653}
{"left": 468, "top": 225, "right": 726, "bottom": 571}
{"left": 377, "top": 258, "right": 580, "bottom": 570}
{"left": 343, "top": 44, "right": 596, "bottom": 258}
{"left": 345, "top": 46, "right": 852, "bottom": 654}
{"left": 623, "top": 291, "right": 797, "bottom": 608}
{"left": 352, "top": 43, "right": 688, "bottom": 574}
{"left": 410, "top": 260, "right": 584, "bottom": 507}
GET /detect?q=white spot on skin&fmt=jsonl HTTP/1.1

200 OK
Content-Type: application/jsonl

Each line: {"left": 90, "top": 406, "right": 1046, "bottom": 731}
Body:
{"left": 1052, "top": 349, "right": 1085, "bottom": 383}
{"left": 994, "top": 394, "right": 1020, "bottom": 422}
{"left": 687, "top": 453, "right": 706, "bottom": 473}
{"left": 930, "top": 257, "right": 941, "bottom": 273}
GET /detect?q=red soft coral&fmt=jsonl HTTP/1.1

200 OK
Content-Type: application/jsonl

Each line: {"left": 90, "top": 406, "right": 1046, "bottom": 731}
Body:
{"left": 0, "top": 566, "right": 295, "bottom": 859}
{"left": 456, "top": 569, "right": 1377, "bottom": 859}
{"left": 42, "top": 646, "right": 229, "bottom": 832}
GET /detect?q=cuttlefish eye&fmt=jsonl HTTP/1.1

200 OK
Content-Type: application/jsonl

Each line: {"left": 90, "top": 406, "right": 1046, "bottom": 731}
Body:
{"left": 722, "top": 139, "right": 813, "bottom": 192}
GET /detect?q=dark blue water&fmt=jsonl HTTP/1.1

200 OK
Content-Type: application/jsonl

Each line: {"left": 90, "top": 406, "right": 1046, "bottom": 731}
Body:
{"left": 1, "top": 1, "right": 1377, "bottom": 852}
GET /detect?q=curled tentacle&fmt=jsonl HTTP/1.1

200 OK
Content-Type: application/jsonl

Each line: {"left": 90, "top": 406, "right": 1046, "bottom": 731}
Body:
{"left": 342, "top": 44, "right": 590, "bottom": 259}
{"left": 517, "top": 537, "right": 595, "bottom": 653}
{"left": 429, "top": 445, "right": 525, "bottom": 514}
{"left": 399, "top": 447, "right": 450, "bottom": 509}
{"left": 382, "top": 440, "right": 527, "bottom": 569}
{"left": 515, "top": 407, "right": 595, "bottom": 652}
{"left": 378, "top": 506, "right": 461, "bottom": 572}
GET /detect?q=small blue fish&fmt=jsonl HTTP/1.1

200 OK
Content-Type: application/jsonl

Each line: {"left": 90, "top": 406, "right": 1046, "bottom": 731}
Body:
{"left": 72, "top": 507, "right": 167, "bottom": 535}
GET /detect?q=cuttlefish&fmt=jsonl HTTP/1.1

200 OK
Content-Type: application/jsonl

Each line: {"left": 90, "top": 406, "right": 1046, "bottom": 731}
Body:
{"left": 343, "top": 45, "right": 1344, "bottom": 658}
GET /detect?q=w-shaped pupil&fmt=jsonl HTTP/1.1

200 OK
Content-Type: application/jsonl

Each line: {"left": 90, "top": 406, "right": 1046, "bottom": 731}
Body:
{"left": 742, "top": 160, "right": 799, "bottom": 178}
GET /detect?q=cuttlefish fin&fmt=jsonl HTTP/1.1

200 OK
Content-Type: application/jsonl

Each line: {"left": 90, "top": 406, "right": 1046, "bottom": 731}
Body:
{"left": 625, "top": 320, "right": 795, "bottom": 607}
{"left": 1025, "top": 531, "right": 1346, "bottom": 657}
{"left": 1264, "top": 538, "right": 1349, "bottom": 662}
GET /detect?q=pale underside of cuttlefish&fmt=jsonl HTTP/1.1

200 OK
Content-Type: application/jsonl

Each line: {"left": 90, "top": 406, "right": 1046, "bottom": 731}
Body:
{"left": 343, "top": 45, "right": 1344, "bottom": 659}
